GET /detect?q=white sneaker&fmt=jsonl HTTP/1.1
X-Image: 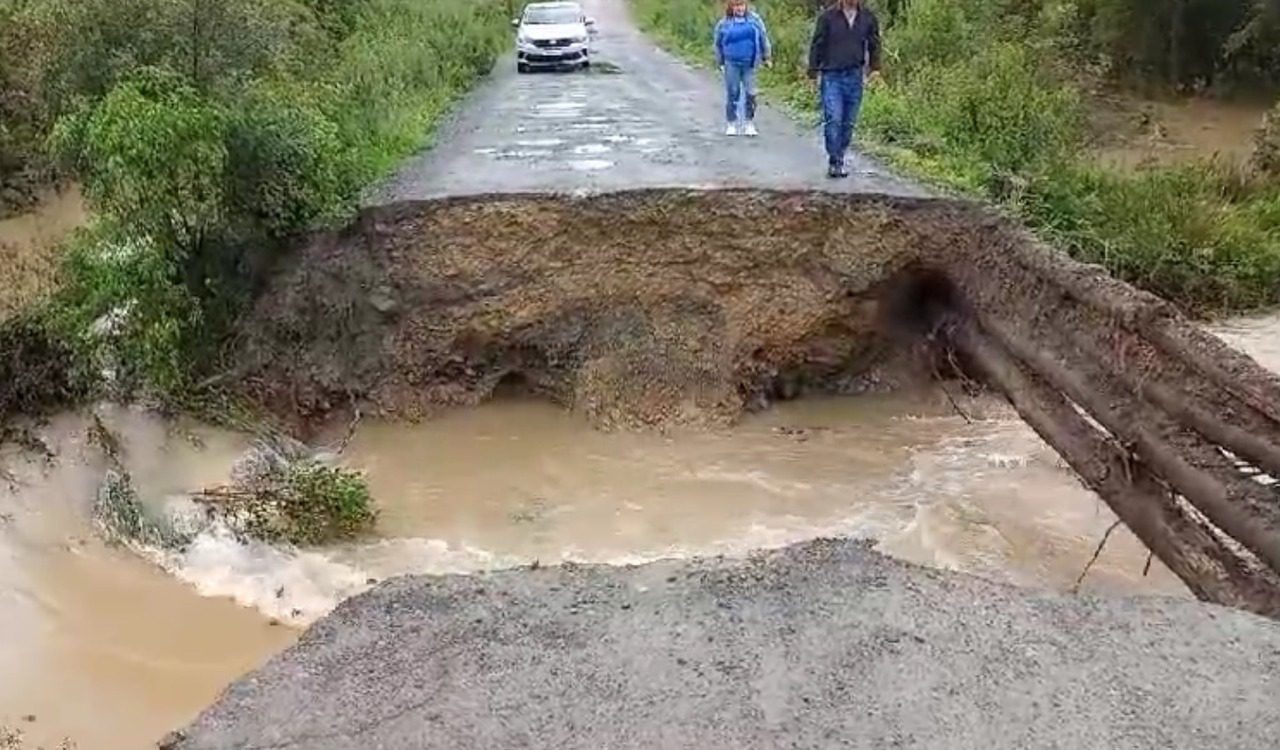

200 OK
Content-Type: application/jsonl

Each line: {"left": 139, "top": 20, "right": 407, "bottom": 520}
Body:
{"left": 742, "top": 121, "right": 759, "bottom": 137}
{"left": 724, "top": 122, "right": 738, "bottom": 136}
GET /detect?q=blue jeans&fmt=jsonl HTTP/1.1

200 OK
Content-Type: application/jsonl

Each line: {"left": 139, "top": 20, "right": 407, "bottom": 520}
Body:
{"left": 820, "top": 69, "right": 864, "bottom": 167}
{"left": 723, "top": 61, "right": 758, "bottom": 123}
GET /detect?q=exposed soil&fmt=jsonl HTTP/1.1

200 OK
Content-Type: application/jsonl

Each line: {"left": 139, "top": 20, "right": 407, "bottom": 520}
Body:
{"left": 231, "top": 186, "right": 1280, "bottom": 617}
{"left": 234, "top": 190, "right": 951, "bottom": 432}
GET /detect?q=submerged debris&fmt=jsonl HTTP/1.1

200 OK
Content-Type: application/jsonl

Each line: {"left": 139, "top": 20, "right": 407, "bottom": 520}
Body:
{"left": 93, "top": 468, "right": 190, "bottom": 549}
{"left": 194, "top": 435, "right": 376, "bottom": 546}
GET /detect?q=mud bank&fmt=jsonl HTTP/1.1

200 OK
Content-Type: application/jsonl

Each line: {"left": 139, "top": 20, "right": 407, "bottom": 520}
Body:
{"left": 233, "top": 186, "right": 1280, "bottom": 616}
{"left": 166, "top": 539, "right": 1280, "bottom": 750}
{"left": 235, "top": 189, "right": 951, "bottom": 430}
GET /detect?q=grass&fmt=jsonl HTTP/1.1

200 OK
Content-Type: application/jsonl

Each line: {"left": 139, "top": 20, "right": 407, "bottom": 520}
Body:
{"left": 632, "top": 0, "right": 1280, "bottom": 316}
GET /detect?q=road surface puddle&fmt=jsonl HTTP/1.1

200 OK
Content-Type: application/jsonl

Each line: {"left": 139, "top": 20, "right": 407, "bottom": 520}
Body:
{"left": 2, "top": 315, "right": 1277, "bottom": 747}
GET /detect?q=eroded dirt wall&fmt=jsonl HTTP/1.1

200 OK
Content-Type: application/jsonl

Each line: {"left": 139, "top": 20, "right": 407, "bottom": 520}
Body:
{"left": 233, "top": 188, "right": 1280, "bottom": 616}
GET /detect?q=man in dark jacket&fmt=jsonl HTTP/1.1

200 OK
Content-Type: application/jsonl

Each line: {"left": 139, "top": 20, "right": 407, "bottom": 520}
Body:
{"left": 807, "top": 0, "right": 881, "bottom": 178}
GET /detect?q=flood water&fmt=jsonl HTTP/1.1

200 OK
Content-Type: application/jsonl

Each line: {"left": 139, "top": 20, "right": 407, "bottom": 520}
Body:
{"left": 0, "top": 186, "right": 88, "bottom": 320}
{"left": 2, "top": 318, "right": 1278, "bottom": 748}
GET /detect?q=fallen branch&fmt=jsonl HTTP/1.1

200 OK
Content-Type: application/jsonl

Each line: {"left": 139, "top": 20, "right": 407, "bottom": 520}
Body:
{"left": 1072, "top": 519, "right": 1123, "bottom": 593}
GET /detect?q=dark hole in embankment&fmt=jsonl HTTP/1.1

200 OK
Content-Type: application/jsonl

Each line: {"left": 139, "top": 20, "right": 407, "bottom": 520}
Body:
{"left": 493, "top": 371, "right": 535, "bottom": 398}
{"left": 880, "top": 266, "right": 963, "bottom": 338}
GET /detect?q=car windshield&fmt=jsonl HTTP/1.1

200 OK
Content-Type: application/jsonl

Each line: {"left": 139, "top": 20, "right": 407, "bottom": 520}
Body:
{"left": 523, "top": 5, "right": 581, "bottom": 24}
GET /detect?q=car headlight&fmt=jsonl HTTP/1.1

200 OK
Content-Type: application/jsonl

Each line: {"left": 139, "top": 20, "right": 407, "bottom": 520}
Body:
{"left": 572, "top": 36, "right": 587, "bottom": 44}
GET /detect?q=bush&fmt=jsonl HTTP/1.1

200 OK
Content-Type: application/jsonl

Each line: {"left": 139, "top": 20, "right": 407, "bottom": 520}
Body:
{"left": 46, "top": 222, "right": 204, "bottom": 397}
{"left": 0, "top": 0, "right": 510, "bottom": 409}
{"left": 51, "top": 69, "right": 229, "bottom": 250}
{"left": 1023, "top": 163, "right": 1280, "bottom": 312}
{"left": 212, "top": 436, "right": 376, "bottom": 545}
{"left": 226, "top": 84, "right": 349, "bottom": 237}
{"left": 0, "top": 312, "right": 88, "bottom": 426}
{"left": 633, "top": 0, "right": 1280, "bottom": 314}
{"left": 1252, "top": 101, "right": 1280, "bottom": 177}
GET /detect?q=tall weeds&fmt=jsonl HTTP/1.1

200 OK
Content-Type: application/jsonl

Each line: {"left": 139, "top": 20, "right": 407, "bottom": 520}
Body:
{"left": 0, "top": 0, "right": 509, "bottom": 410}
{"left": 633, "top": 0, "right": 1280, "bottom": 315}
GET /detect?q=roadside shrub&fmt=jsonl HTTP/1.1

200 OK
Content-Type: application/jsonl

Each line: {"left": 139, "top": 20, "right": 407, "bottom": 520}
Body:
{"left": 51, "top": 69, "right": 229, "bottom": 251}
{"left": 0, "top": 0, "right": 510, "bottom": 410}
{"left": 863, "top": 41, "right": 1083, "bottom": 192}
{"left": 226, "top": 84, "right": 349, "bottom": 237}
{"left": 1022, "top": 163, "right": 1280, "bottom": 312}
{"left": 633, "top": 0, "right": 1280, "bottom": 313}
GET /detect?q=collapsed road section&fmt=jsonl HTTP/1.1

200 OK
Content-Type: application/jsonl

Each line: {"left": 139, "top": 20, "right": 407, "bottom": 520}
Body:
{"left": 233, "top": 187, "right": 1280, "bottom": 617}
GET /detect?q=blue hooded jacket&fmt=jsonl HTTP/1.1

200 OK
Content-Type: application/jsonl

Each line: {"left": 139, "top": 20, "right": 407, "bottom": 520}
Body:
{"left": 714, "top": 10, "right": 771, "bottom": 68}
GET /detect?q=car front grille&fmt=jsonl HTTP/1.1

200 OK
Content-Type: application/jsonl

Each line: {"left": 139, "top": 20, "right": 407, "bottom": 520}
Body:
{"left": 533, "top": 38, "right": 573, "bottom": 48}
{"left": 524, "top": 50, "right": 585, "bottom": 63}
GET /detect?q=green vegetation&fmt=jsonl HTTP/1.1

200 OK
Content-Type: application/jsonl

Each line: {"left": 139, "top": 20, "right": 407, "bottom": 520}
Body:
{"left": 0, "top": 313, "right": 89, "bottom": 429}
{"left": 0, "top": 0, "right": 509, "bottom": 413}
{"left": 90, "top": 426, "right": 375, "bottom": 548}
{"left": 207, "top": 436, "right": 376, "bottom": 545}
{"left": 239, "top": 460, "right": 376, "bottom": 545}
{"left": 634, "top": 0, "right": 1280, "bottom": 314}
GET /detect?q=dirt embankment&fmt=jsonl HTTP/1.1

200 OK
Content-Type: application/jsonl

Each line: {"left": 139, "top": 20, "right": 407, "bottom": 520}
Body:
{"left": 234, "top": 190, "right": 954, "bottom": 430}
{"left": 233, "top": 187, "right": 1280, "bottom": 618}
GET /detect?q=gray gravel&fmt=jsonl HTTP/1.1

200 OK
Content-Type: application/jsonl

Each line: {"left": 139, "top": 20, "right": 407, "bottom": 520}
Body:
{"left": 367, "top": 0, "right": 923, "bottom": 203}
{"left": 169, "top": 540, "right": 1280, "bottom": 750}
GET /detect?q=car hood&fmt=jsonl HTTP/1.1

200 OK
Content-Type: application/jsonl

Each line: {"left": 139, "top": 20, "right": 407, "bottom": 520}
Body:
{"left": 520, "top": 23, "right": 587, "bottom": 41}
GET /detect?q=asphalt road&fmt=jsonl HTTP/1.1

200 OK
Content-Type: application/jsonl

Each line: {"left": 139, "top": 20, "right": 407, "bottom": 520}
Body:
{"left": 368, "top": 0, "right": 922, "bottom": 203}
{"left": 171, "top": 2, "right": 1280, "bottom": 747}
{"left": 169, "top": 541, "right": 1280, "bottom": 750}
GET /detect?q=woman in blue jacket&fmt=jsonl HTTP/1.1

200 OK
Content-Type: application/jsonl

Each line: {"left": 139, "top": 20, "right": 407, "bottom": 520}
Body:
{"left": 714, "top": 0, "right": 772, "bottom": 137}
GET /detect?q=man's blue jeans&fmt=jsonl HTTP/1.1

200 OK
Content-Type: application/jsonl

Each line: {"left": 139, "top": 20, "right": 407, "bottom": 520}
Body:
{"left": 723, "top": 61, "right": 758, "bottom": 123}
{"left": 819, "top": 69, "right": 864, "bottom": 167}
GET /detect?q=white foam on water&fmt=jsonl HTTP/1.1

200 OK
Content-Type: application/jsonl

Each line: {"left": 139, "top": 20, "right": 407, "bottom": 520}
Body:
{"left": 146, "top": 525, "right": 372, "bottom": 625}
{"left": 133, "top": 497, "right": 903, "bottom": 626}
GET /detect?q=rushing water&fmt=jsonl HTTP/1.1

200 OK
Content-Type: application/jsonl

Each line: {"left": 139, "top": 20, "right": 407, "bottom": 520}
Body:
{"left": 2, "top": 317, "right": 1278, "bottom": 748}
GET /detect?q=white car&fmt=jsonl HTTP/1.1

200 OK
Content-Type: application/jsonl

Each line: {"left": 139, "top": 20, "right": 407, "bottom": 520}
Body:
{"left": 513, "top": 1, "right": 595, "bottom": 73}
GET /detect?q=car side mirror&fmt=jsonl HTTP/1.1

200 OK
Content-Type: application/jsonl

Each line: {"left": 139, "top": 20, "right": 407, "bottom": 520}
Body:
{"left": 511, "top": 17, "right": 520, "bottom": 28}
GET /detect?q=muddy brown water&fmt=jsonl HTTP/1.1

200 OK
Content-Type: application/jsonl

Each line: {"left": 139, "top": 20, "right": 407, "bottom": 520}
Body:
{"left": 0, "top": 186, "right": 88, "bottom": 321}
{"left": 2, "top": 321, "right": 1278, "bottom": 748}
{"left": 1091, "top": 96, "right": 1271, "bottom": 170}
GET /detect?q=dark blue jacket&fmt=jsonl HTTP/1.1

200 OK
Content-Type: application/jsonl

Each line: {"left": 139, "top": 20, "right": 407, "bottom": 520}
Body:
{"left": 807, "top": 4, "right": 881, "bottom": 75}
